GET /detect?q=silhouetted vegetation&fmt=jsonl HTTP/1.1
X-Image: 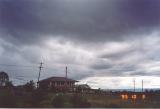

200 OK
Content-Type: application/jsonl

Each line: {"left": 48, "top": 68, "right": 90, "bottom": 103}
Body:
{"left": 70, "top": 94, "right": 91, "bottom": 108}
{"left": 105, "top": 103, "right": 120, "bottom": 108}
{"left": 24, "top": 80, "right": 36, "bottom": 92}
{"left": 52, "top": 93, "right": 91, "bottom": 108}
{"left": 0, "top": 73, "right": 160, "bottom": 108}
{"left": 0, "top": 86, "right": 160, "bottom": 108}
{"left": 52, "top": 94, "right": 67, "bottom": 107}
{"left": 0, "top": 89, "right": 17, "bottom": 108}
{"left": 5, "top": 81, "right": 14, "bottom": 88}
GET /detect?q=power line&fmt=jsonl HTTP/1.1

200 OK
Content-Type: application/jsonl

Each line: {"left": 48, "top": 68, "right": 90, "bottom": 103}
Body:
{"left": 0, "top": 62, "right": 61, "bottom": 71}
{"left": 0, "top": 63, "right": 38, "bottom": 68}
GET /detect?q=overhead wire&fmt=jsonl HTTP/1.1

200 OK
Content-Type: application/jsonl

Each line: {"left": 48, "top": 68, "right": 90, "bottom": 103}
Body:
{"left": 0, "top": 63, "right": 39, "bottom": 68}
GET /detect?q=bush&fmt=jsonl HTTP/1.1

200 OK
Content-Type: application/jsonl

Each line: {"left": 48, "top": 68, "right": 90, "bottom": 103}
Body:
{"left": 52, "top": 94, "right": 91, "bottom": 108}
{"left": 0, "top": 89, "right": 17, "bottom": 107}
{"left": 24, "top": 80, "right": 35, "bottom": 92}
{"left": 52, "top": 94, "right": 67, "bottom": 108}
{"left": 105, "top": 103, "right": 120, "bottom": 108}
{"left": 28, "top": 89, "right": 47, "bottom": 107}
{"left": 70, "top": 94, "right": 91, "bottom": 108}
{"left": 5, "top": 81, "right": 14, "bottom": 88}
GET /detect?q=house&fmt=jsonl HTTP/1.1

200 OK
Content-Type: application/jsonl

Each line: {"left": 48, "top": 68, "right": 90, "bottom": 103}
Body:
{"left": 75, "top": 84, "right": 91, "bottom": 93}
{"left": 38, "top": 77, "right": 78, "bottom": 91}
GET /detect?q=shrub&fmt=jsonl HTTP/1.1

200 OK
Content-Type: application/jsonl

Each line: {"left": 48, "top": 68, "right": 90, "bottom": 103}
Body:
{"left": 0, "top": 89, "right": 17, "bottom": 107}
{"left": 24, "top": 80, "right": 35, "bottom": 92}
{"left": 70, "top": 94, "right": 91, "bottom": 108}
{"left": 105, "top": 103, "right": 120, "bottom": 108}
{"left": 5, "top": 81, "right": 14, "bottom": 88}
{"left": 28, "top": 89, "right": 47, "bottom": 107}
{"left": 52, "top": 94, "right": 67, "bottom": 108}
{"left": 52, "top": 93, "right": 91, "bottom": 108}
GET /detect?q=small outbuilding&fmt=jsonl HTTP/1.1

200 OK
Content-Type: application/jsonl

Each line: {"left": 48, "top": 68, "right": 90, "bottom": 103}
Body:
{"left": 75, "top": 84, "right": 91, "bottom": 93}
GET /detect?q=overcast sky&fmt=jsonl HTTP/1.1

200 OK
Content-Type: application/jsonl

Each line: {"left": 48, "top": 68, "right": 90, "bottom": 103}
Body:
{"left": 1, "top": 0, "right": 160, "bottom": 89}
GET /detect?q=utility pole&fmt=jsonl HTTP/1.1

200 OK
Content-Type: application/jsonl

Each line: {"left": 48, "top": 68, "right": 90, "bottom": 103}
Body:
{"left": 37, "top": 62, "right": 43, "bottom": 88}
{"left": 133, "top": 78, "right": 136, "bottom": 92}
{"left": 142, "top": 80, "right": 144, "bottom": 92}
{"left": 65, "top": 66, "right": 68, "bottom": 78}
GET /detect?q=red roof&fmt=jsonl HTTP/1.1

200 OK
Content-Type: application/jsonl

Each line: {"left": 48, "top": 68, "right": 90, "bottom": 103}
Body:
{"left": 38, "top": 77, "right": 78, "bottom": 83}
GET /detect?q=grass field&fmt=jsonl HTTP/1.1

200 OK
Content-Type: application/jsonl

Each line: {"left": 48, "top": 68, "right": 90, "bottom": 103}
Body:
{"left": 0, "top": 88, "right": 160, "bottom": 108}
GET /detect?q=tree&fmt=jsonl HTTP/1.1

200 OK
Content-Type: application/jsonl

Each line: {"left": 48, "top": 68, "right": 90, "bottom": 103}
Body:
{"left": 5, "top": 81, "right": 14, "bottom": 88}
{"left": 0, "top": 71, "right": 9, "bottom": 87}
{"left": 24, "top": 80, "right": 35, "bottom": 92}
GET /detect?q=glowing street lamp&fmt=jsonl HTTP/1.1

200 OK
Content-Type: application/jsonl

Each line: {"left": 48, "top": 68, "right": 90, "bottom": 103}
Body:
{"left": 121, "top": 94, "right": 128, "bottom": 100}
{"left": 142, "top": 94, "right": 146, "bottom": 100}
{"left": 131, "top": 94, "right": 137, "bottom": 100}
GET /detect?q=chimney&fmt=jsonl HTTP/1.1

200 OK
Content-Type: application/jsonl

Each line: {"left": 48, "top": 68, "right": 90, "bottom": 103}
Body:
{"left": 65, "top": 66, "right": 67, "bottom": 78}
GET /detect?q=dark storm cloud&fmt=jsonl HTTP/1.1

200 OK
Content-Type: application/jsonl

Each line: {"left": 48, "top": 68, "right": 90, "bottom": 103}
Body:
{"left": 129, "top": 70, "right": 160, "bottom": 76}
{"left": 100, "top": 48, "right": 134, "bottom": 60}
{"left": 1, "top": 0, "right": 160, "bottom": 45}
{"left": 1, "top": 0, "right": 160, "bottom": 87}
{"left": 90, "top": 59, "right": 112, "bottom": 70}
{"left": 99, "top": 44, "right": 146, "bottom": 60}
